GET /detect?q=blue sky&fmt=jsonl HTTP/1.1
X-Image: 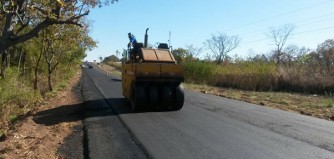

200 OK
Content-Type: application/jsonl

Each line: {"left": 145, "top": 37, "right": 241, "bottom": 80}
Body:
{"left": 85, "top": 0, "right": 334, "bottom": 61}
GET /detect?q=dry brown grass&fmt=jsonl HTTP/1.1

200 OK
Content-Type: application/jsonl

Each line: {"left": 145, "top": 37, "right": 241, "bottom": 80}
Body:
{"left": 277, "top": 65, "right": 334, "bottom": 94}
{"left": 97, "top": 63, "right": 122, "bottom": 77}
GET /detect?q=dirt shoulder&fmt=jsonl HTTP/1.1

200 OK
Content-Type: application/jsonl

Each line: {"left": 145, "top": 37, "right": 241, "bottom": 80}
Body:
{"left": 0, "top": 71, "right": 84, "bottom": 159}
{"left": 184, "top": 83, "right": 334, "bottom": 121}
{"left": 98, "top": 63, "right": 334, "bottom": 121}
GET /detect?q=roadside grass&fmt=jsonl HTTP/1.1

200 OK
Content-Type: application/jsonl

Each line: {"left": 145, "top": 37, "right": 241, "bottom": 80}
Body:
{"left": 104, "top": 61, "right": 122, "bottom": 70}
{"left": 183, "top": 60, "right": 334, "bottom": 94}
{"left": 100, "top": 62, "right": 334, "bottom": 121}
{"left": 213, "top": 62, "right": 278, "bottom": 91}
{"left": 182, "top": 61, "right": 278, "bottom": 91}
{"left": 0, "top": 68, "right": 40, "bottom": 124}
{"left": 54, "top": 78, "right": 69, "bottom": 91}
{"left": 98, "top": 63, "right": 122, "bottom": 77}
{"left": 183, "top": 61, "right": 216, "bottom": 84}
{"left": 0, "top": 67, "right": 81, "bottom": 138}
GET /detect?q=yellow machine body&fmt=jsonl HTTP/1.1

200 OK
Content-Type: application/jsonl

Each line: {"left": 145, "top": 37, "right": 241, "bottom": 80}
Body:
{"left": 122, "top": 47, "right": 185, "bottom": 111}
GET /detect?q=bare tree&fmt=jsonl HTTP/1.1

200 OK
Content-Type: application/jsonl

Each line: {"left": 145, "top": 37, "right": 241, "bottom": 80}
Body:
{"left": 185, "top": 44, "right": 202, "bottom": 58}
{"left": 251, "top": 54, "right": 269, "bottom": 62}
{"left": 295, "top": 46, "right": 310, "bottom": 61}
{"left": 205, "top": 33, "right": 240, "bottom": 64}
{"left": 281, "top": 44, "right": 299, "bottom": 65}
{"left": 267, "top": 24, "right": 295, "bottom": 64}
{"left": 172, "top": 48, "right": 188, "bottom": 63}
{"left": 116, "top": 50, "right": 121, "bottom": 59}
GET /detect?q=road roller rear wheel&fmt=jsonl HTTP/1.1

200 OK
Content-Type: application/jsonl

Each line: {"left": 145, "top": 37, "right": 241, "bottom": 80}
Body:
{"left": 162, "top": 84, "right": 173, "bottom": 108}
{"left": 148, "top": 85, "right": 159, "bottom": 109}
{"left": 172, "top": 84, "right": 184, "bottom": 111}
{"left": 131, "top": 84, "right": 147, "bottom": 112}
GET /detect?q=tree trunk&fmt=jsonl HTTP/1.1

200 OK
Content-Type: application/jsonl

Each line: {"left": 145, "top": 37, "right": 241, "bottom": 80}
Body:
{"left": 22, "top": 52, "right": 26, "bottom": 75}
{"left": 18, "top": 47, "right": 23, "bottom": 72}
{"left": 0, "top": 46, "right": 4, "bottom": 58}
{"left": 34, "top": 43, "right": 44, "bottom": 90}
{"left": 0, "top": 39, "right": 9, "bottom": 59}
{"left": 1, "top": 52, "right": 7, "bottom": 79}
{"left": 47, "top": 63, "right": 53, "bottom": 92}
{"left": 6, "top": 53, "right": 10, "bottom": 68}
{"left": 34, "top": 50, "right": 43, "bottom": 90}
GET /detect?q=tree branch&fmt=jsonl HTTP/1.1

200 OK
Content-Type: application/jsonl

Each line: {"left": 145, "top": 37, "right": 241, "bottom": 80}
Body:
{"left": 9, "top": 9, "right": 89, "bottom": 45}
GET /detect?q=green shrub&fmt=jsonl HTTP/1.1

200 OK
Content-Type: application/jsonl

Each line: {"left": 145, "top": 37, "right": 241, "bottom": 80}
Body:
{"left": 183, "top": 61, "right": 216, "bottom": 84}
{"left": 8, "top": 114, "right": 18, "bottom": 124}
{"left": 213, "top": 62, "right": 278, "bottom": 91}
{"left": 0, "top": 129, "right": 4, "bottom": 141}
{"left": 324, "top": 99, "right": 334, "bottom": 108}
{"left": 56, "top": 80, "right": 67, "bottom": 91}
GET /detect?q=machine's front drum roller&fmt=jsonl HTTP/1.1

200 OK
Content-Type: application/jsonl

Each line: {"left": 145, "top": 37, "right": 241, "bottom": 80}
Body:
{"left": 172, "top": 84, "right": 184, "bottom": 111}
{"left": 131, "top": 84, "right": 147, "bottom": 112}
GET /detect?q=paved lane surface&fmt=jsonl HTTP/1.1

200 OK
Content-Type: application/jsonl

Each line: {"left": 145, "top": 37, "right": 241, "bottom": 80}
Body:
{"left": 82, "top": 67, "right": 334, "bottom": 159}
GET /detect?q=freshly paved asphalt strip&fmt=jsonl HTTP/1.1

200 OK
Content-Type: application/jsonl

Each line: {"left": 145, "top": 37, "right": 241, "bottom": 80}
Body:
{"left": 81, "top": 68, "right": 147, "bottom": 159}
{"left": 82, "top": 66, "right": 334, "bottom": 159}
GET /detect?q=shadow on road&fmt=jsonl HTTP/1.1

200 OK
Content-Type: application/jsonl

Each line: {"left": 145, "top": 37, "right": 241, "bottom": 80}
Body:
{"left": 32, "top": 97, "right": 130, "bottom": 159}
{"left": 109, "top": 78, "right": 122, "bottom": 82}
{"left": 33, "top": 96, "right": 168, "bottom": 126}
{"left": 33, "top": 99, "right": 123, "bottom": 126}
{"left": 33, "top": 103, "right": 85, "bottom": 126}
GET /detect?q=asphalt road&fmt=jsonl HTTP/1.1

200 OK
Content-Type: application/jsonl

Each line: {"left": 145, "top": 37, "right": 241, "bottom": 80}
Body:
{"left": 81, "top": 66, "right": 334, "bottom": 159}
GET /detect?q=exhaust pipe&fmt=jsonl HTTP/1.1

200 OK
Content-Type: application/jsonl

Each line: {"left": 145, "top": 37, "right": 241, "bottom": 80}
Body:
{"left": 144, "top": 28, "right": 149, "bottom": 48}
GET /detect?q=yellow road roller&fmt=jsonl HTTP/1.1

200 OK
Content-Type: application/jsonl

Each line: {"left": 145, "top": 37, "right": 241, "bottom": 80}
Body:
{"left": 122, "top": 28, "right": 185, "bottom": 111}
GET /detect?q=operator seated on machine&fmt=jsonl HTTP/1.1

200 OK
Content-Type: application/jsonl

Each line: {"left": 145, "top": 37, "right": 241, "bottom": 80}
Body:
{"left": 128, "top": 32, "right": 137, "bottom": 62}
